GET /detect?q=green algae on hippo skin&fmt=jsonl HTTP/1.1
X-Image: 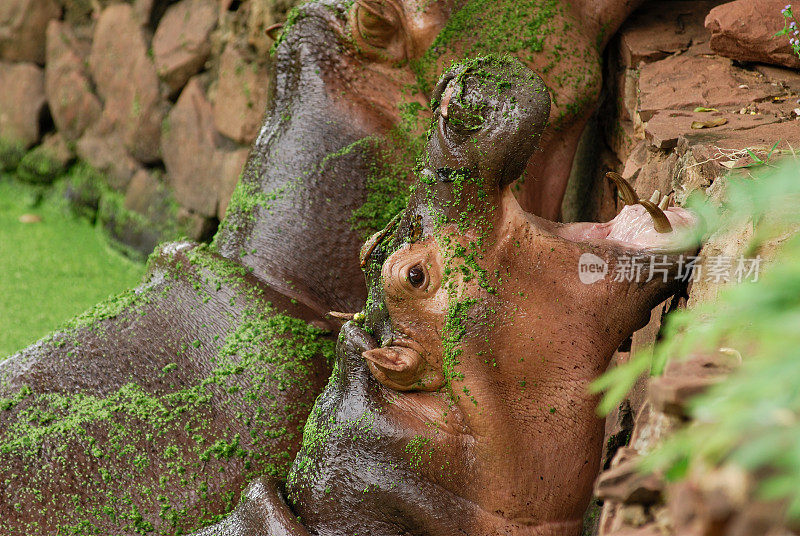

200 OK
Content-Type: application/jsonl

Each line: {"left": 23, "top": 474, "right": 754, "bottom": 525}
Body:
{"left": 0, "top": 245, "right": 334, "bottom": 535}
{"left": 344, "top": 0, "right": 604, "bottom": 234}
{"left": 412, "top": 0, "right": 601, "bottom": 124}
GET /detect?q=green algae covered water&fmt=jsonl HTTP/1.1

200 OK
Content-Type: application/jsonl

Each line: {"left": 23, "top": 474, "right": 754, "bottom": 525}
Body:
{"left": 0, "top": 175, "right": 144, "bottom": 357}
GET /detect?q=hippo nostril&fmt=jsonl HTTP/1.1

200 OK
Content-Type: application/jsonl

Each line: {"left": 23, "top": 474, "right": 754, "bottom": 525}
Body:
{"left": 431, "top": 68, "right": 462, "bottom": 110}
{"left": 440, "top": 83, "right": 455, "bottom": 118}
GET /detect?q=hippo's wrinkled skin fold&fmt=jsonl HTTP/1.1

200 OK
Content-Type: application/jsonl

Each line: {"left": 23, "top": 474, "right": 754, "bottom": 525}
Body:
{"left": 2, "top": 1, "right": 644, "bottom": 533}
{"left": 193, "top": 57, "right": 697, "bottom": 536}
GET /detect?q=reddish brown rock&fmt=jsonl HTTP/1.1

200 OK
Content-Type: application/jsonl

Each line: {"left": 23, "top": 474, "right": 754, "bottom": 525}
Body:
{"left": 216, "top": 147, "right": 249, "bottom": 219}
{"left": 644, "top": 110, "right": 779, "bottom": 150}
{"left": 162, "top": 77, "right": 222, "bottom": 217}
{"left": 0, "top": 62, "right": 46, "bottom": 147}
{"left": 213, "top": 44, "right": 270, "bottom": 144}
{"left": 625, "top": 144, "right": 681, "bottom": 206}
{"left": 706, "top": 0, "right": 800, "bottom": 70}
{"left": 0, "top": 0, "right": 61, "bottom": 64}
{"left": 755, "top": 64, "right": 800, "bottom": 93}
{"left": 646, "top": 111, "right": 800, "bottom": 154}
{"left": 649, "top": 376, "right": 719, "bottom": 418}
{"left": 152, "top": 0, "right": 217, "bottom": 96}
{"left": 649, "top": 351, "right": 739, "bottom": 418}
{"left": 132, "top": 0, "right": 172, "bottom": 28}
{"left": 163, "top": 76, "right": 249, "bottom": 219}
{"left": 40, "top": 131, "right": 74, "bottom": 169}
{"left": 76, "top": 132, "right": 141, "bottom": 191}
{"left": 665, "top": 466, "right": 756, "bottom": 536}
{"left": 616, "top": 1, "right": 720, "bottom": 68}
{"left": 107, "top": 168, "right": 212, "bottom": 256}
{"left": 89, "top": 4, "right": 166, "bottom": 163}
{"left": 124, "top": 169, "right": 165, "bottom": 215}
{"left": 615, "top": 68, "right": 640, "bottom": 123}
{"left": 601, "top": 527, "right": 663, "bottom": 536}
{"left": 595, "top": 449, "right": 664, "bottom": 506}
{"left": 638, "top": 54, "right": 781, "bottom": 121}
{"left": 177, "top": 207, "right": 215, "bottom": 240}
{"left": 45, "top": 21, "right": 103, "bottom": 142}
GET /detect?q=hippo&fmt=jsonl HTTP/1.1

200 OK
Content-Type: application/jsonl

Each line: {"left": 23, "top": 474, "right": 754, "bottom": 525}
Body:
{"left": 1, "top": 1, "right": 645, "bottom": 533}
{"left": 189, "top": 57, "right": 697, "bottom": 536}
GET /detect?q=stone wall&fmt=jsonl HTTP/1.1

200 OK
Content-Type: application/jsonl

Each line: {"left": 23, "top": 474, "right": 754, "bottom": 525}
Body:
{"left": 0, "top": 0, "right": 299, "bottom": 257}
{"left": 578, "top": 1, "right": 800, "bottom": 535}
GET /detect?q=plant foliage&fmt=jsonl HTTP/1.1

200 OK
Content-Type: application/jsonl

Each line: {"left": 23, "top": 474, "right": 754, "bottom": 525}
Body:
{"left": 592, "top": 157, "right": 800, "bottom": 516}
{"left": 777, "top": 4, "right": 800, "bottom": 59}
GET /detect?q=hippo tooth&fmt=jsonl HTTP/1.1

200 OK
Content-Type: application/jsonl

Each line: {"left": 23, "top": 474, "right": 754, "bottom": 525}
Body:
{"left": 606, "top": 172, "right": 638, "bottom": 206}
{"left": 639, "top": 200, "right": 673, "bottom": 233}
{"left": 658, "top": 194, "right": 671, "bottom": 210}
{"left": 329, "top": 311, "right": 356, "bottom": 320}
{"left": 649, "top": 190, "right": 661, "bottom": 204}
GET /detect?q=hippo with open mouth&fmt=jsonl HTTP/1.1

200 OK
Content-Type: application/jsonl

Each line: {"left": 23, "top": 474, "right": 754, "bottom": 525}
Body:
{"left": 192, "top": 57, "right": 697, "bottom": 536}
{"left": 0, "top": 1, "right": 660, "bottom": 531}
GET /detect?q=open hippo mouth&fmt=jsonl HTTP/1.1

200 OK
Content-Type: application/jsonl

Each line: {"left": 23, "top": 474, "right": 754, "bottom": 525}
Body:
{"left": 547, "top": 185, "right": 698, "bottom": 253}
{"left": 552, "top": 173, "right": 698, "bottom": 252}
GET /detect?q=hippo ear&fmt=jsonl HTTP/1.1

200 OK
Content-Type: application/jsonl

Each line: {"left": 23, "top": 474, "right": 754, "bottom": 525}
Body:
{"left": 363, "top": 347, "right": 412, "bottom": 372}
{"left": 363, "top": 347, "right": 443, "bottom": 392}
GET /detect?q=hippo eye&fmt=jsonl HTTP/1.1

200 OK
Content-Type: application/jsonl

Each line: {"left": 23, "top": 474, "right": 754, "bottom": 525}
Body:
{"left": 351, "top": 1, "right": 405, "bottom": 61}
{"left": 357, "top": 3, "right": 397, "bottom": 44}
{"left": 407, "top": 264, "right": 426, "bottom": 288}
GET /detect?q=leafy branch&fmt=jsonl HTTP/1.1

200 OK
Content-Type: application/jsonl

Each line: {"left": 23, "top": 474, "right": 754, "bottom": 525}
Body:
{"left": 591, "top": 158, "right": 800, "bottom": 516}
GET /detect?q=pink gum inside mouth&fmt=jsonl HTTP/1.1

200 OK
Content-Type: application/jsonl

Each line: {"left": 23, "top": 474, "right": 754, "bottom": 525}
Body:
{"left": 559, "top": 205, "right": 698, "bottom": 251}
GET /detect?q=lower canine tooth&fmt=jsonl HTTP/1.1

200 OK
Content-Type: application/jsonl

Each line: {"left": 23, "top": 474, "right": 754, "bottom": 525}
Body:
{"left": 658, "top": 194, "right": 670, "bottom": 210}
{"left": 650, "top": 191, "right": 661, "bottom": 204}
{"left": 640, "top": 200, "right": 673, "bottom": 233}
{"left": 606, "top": 172, "right": 638, "bottom": 206}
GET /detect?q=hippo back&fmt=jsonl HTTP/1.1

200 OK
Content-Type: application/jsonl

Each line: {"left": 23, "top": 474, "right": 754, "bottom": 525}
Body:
{"left": 0, "top": 243, "right": 333, "bottom": 535}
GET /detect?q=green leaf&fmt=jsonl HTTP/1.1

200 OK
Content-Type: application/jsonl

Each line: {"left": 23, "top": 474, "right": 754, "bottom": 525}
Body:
{"left": 767, "top": 140, "right": 780, "bottom": 160}
{"left": 746, "top": 148, "right": 764, "bottom": 164}
{"left": 664, "top": 455, "right": 690, "bottom": 481}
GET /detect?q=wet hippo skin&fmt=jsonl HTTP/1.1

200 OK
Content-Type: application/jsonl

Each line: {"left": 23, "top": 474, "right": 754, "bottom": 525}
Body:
{"left": 193, "top": 57, "right": 698, "bottom": 536}
{"left": 2, "top": 1, "right": 646, "bottom": 533}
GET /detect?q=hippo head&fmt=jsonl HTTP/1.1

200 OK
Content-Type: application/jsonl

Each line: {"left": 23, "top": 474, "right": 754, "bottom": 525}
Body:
{"left": 359, "top": 56, "right": 695, "bottom": 403}
{"left": 212, "top": 0, "right": 636, "bottom": 318}
{"left": 212, "top": 0, "right": 461, "bottom": 317}
{"left": 287, "top": 57, "right": 697, "bottom": 536}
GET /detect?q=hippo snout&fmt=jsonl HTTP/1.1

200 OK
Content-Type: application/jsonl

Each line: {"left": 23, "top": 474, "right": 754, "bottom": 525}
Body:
{"left": 339, "top": 321, "right": 378, "bottom": 357}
